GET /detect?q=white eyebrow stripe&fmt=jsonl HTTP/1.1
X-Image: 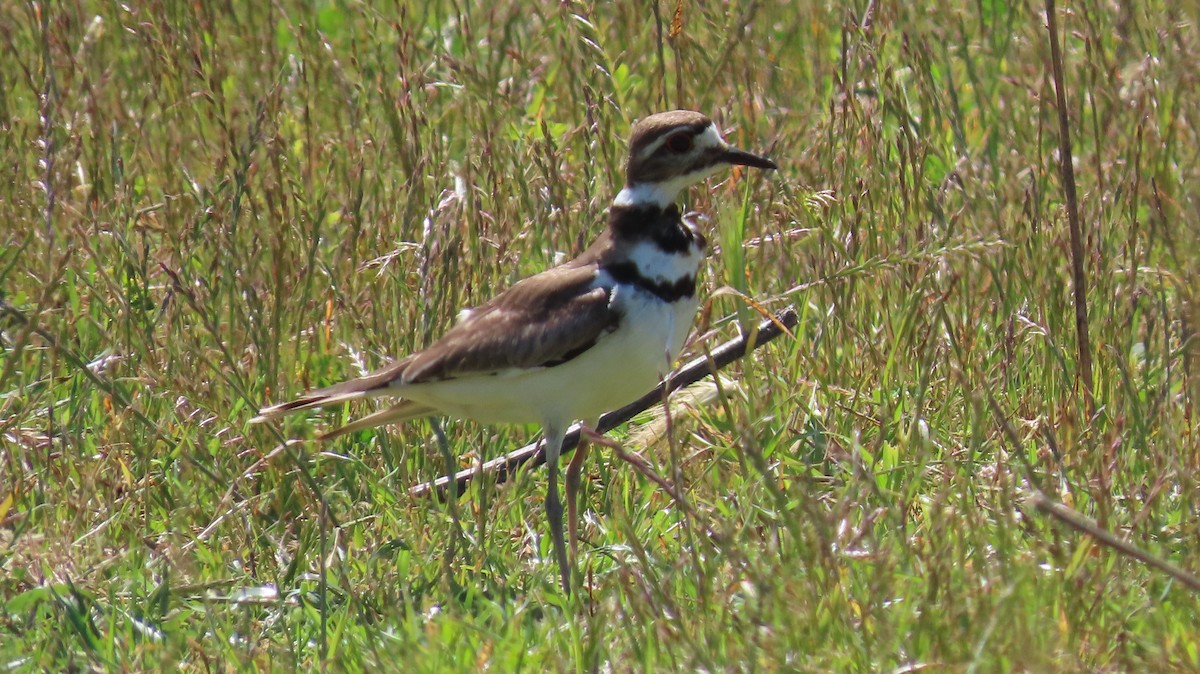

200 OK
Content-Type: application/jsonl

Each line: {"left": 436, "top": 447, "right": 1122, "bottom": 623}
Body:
{"left": 637, "top": 123, "right": 723, "bottom": 160}
{"left": 637, "top": 132, "right": 672, "bottom": 160}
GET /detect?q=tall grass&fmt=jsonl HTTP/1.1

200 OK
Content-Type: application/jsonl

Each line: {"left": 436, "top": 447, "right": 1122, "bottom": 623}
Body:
{"left": 2, "top": 0, "right": 1197, "bottom": 670}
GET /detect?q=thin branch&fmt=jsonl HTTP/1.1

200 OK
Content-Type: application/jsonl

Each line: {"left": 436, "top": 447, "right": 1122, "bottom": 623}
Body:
{"left": 986, "top": 386, "right": 1199, "bottom": 595}
{"left": 1045, "top": 0, "right": 1095, "bottom": 415}
{"left": 583, "top": 428, "right": 695, "bottom": 517}
{"left": 410, "top": 306, "right": 799, "bottom": 498}
{"left": 1026, "top": 490, "right": 1200, "bottom": 594}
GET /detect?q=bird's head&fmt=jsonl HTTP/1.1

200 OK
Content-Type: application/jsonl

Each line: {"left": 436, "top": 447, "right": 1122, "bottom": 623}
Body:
{"left": 616, "top": 110, "right": 777, "bottom": 209}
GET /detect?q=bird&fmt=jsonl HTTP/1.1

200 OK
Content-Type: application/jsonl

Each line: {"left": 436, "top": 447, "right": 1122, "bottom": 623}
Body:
{"left": 252, "top": 110, "right": 777, "bottom": 594}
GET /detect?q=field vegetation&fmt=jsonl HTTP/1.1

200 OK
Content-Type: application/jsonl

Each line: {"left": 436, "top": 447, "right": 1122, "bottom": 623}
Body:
{"left": 2, "top": 0, "right": 1198, "bottom": 670}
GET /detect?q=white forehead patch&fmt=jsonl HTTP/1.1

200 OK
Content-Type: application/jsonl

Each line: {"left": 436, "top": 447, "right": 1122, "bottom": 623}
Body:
{"left": 694, "top": 124, "right": 725, "bottom": 149}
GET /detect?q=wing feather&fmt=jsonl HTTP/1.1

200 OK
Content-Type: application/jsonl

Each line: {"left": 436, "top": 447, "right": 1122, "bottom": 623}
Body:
{"left": 400, "top": 264, "right": 618, "bottom": 383}
{"left": 253, "top": 262, "right": 618, "bottom": 422}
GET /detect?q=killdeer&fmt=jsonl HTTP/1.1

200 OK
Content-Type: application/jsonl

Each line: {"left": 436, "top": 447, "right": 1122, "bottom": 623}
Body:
{"left": 253, "top": 110, "right": 776, "bottom": 594}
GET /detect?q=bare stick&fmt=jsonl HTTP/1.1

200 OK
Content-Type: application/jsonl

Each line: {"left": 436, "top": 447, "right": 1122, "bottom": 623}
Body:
{"left": 1026, "top": 491, "right": 1200, "bottom": 594}
{"left": 410, "top": 306, "right": 799, "bottom": 498}
{"left": 986, "top": 391, "right": 1200, "bottom": 594}
{"left": 1045, "top": 0, "right": 1095, "bottom": 415}
{"left": 582, "top": 428, "right": 695, "bottom": 516}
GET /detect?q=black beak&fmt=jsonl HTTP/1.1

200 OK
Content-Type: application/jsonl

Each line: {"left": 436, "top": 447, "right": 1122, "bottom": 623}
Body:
{"left": 721, "top": 147, "right": 778, "bottom": 171}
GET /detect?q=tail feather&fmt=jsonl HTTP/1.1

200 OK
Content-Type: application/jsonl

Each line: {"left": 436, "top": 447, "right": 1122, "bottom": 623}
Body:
{"left": 250, "top": 389, "right": 375, "bottom": 424}
{"left": 251, "top": 373, "right": 403, "bottom": 424}
{"left": 318, "top": 401, "right": 435, "bottom": 441}
{"left": 252, "top": 355, "right": 418, "bottom": 424}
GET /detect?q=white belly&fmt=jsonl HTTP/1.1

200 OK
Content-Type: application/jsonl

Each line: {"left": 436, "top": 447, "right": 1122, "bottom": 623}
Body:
{"left": 397, "top": 287, "right": 698, "bottom": 426}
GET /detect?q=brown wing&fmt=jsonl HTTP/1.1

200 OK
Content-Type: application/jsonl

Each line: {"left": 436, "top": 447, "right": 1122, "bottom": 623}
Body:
{"left": 399, "top": 263, "right": 618, "bottom": 383}
{"left": 252, "top": 263, "right": 616, "bottom": 421}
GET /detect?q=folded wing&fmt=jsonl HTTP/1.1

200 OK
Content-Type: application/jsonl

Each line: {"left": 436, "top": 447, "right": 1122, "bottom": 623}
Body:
{"left": 252, "top": 264, "right": 617, "bottom": 423}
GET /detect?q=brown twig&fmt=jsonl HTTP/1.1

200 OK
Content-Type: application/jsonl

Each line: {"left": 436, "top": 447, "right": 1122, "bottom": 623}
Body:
{"left": 1026, "top": 491, "right": 1200, "bottom": 594}
{"left": 985, "top": 387, "right": 1200, "bottom": 595}
{"left": 409, "top": 306, "right": 799, "bottom": 498}
{"left": 581, "top": 428, "right": 695, "bottom": 517}
{"left": 1045, "top": 0, "right": 1095, "bottom": 415}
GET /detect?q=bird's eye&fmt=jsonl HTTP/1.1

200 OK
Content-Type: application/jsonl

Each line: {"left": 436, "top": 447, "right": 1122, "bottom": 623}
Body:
{"left": 664, "top": 133, "right": 693, "bottom": 153}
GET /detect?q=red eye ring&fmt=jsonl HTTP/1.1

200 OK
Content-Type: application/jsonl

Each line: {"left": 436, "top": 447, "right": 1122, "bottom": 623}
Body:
{"left": 665, "top": 133, "right": 693, "bottom": 153}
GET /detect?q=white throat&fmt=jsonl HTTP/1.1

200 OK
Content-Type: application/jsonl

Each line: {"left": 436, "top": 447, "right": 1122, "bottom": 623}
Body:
{"left": 613, "top": 163, "right": 726, "bottom": 209}
{"left": 613, "top": 182, "right": 677, "bottom": 209}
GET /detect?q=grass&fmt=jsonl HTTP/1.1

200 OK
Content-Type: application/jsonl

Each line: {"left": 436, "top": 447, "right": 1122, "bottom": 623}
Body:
{"left": 2, "top": 0, "right": 1198, "bottom": 670}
